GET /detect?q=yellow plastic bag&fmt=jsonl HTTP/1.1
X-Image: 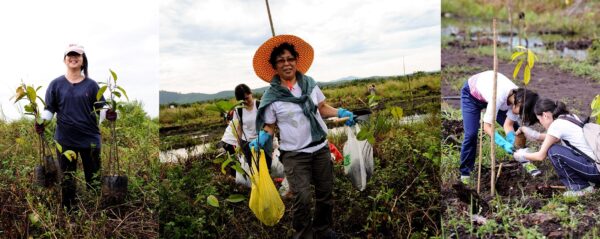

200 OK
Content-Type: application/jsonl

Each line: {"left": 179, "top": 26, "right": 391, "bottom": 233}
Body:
{"left": 249, "top": 149, "right": 285, "bottom": 226}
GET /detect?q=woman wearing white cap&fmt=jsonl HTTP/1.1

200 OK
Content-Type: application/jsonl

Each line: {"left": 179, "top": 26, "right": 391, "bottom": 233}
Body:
{"left": 37, "top": 44, "right": 108, "bottom": 212}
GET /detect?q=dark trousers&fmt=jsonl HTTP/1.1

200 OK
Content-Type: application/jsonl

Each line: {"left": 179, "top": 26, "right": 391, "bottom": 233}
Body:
{"left": 548, "top": 144, "right": 600, "bottom": 190}
{"left": 459, "top": 81, "right": 519, "bottom": 176}
{"left": 57, "top": 145, "right": 101, "bottom": 211}
{"left": 280, "top": 146, "right": 333, "bottom": 239}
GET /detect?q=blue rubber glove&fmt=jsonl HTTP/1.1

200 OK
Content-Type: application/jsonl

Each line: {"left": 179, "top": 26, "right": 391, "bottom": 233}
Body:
{"left": 505, "top": 131, "right": 516, "bottom": 145}
{"left": 337, "top": 108, "right": 355, "bottom": 126}
{"left": 249, "top": 130, "right": 271, "bottom": 152}
{"left": 494, "top": 131, "right": 514, "bottom": 154}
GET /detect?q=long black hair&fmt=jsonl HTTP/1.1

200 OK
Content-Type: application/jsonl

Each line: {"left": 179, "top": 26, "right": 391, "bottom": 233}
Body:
{"left": 63, "top": 53, "right": 89, "bottom": 78}
{"left": 534, "top": 98, "right": 569, "bottom": 119}
{"left": 510, "top": 88, "right": 539, "bottom": 125}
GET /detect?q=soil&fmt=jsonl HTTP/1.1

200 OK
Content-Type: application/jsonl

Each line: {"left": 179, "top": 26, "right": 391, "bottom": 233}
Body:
{"left": 442, "top": 47, "right": 600, "bottom": 117}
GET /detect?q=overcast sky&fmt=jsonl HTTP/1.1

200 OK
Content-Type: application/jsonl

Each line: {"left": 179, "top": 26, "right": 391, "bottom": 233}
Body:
{"left": 0, "top": 0, "right": 159, "bottom": 121}
{"left": 160, "top": 0, "right": 441, "bottom": 94}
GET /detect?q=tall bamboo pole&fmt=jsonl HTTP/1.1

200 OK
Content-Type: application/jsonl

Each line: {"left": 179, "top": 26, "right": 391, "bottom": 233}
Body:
{"left": 490, "top": 19, "right": 498, "bottom": 196}
{"left": 477, "top": 112, "right": 483, "bottom": 194}
{"left": 265, "top": 0, "right": 275, "bottom": 37}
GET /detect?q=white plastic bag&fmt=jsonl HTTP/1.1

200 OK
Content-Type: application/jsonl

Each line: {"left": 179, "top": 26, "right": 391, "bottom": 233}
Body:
{"left": 269, "top": 148, "right": 285, "bottom": 178}
{"left": 343, "top": 125, "right": 374, "bottom": 191}
{"left": 235, "top": 154, "right": 252, "bottom": 188}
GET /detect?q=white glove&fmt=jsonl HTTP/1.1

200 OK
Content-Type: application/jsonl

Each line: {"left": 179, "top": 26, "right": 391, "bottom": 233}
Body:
{"left": 513, "top": 148, "right": 529, "bottom": 163}
{"left": 41, "top": 110, "right": 54, "bottom": 121}
{"left": 517, "top": 126, "right": 540, "bottom": 141}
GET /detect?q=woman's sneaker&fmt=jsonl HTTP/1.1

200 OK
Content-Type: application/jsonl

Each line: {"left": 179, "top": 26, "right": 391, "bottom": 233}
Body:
{"left": 563, "top": 185, "right": 594, "bottom": 197}
{"left": 522, "top": 162, "right": 541, "bottom": 177}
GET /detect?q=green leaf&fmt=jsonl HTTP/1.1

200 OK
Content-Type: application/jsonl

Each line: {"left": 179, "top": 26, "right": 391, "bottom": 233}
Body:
{"left": 510, "top": 51, "right": 525, "bottom": 61}
{"left": 110, "top": 69, "right": 118, "bottom": 82}
{"left": 55, "top": 140, "right": 63, "bottom": 153}
{"left": 63, "top": 150, "right": 77, "bottom": 162}
{"left": 35, "top": 86, "right": 42, "bottom": 92}
{"left": 367, "top": 135, "right": 375, "bottom": 145}
{"left": 356, "top": 128, "right": 373, "bottom": 142}
{"left": 113, "top": 91, "right": 122, "bottom": 98}
{"left": 527, "top": 49, "right": 535, "bottom": 69}
{"left": 221, "top": 157, "right": 233, "bottom": 174}
{"left": 97, "top": 85, "right": 108, "bottom": 101}
{"left": 116, "top": 86, "right": 129, "bottom": 101}
{"left": 28, "top": 213, "right": 40, "bottom": 225}
{"left": 231, "top": 162, "right": 246, "bottom": 175}
{"left": 207, "top": 195, "right": 219, "bottom": 207}
{"left": 24, "top": 105, "right": 34, "bottom": 113}
{"left": 216, "top": 101, "right": 236, "bottom": 113}
{"left": 26, "top": 86, "right": 36, "bottom": 102}
{"left": 515, "top": 45, "right": 526, "bottom": 50}
{"left": 390, "top": 107, "right": 403, "bottom": 120}
{"left": 226, "top": 194, "right": 246, "bottom": 203}
{"left": 513, "top": 60, "right": 523, "bottom": 80}
{"left": 524, "top": 65, "right": 531, "bottom": 85}
{"left": 591, "top": 95, "right": 600, "bottom": 110}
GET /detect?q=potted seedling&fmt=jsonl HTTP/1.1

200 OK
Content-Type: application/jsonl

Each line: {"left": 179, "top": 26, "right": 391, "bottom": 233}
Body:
{"left": 511, "top": 45, "right": 537, "bottom": 149}
{"left": 12, "top": 82, "right": 59, "bottom": 187}
{"left": 96, "top": 69, "right": 129, "bottom": 205}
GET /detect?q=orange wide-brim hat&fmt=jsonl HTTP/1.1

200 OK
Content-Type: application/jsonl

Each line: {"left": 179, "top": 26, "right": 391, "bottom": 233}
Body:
{"left": 253, "top": 35, "right": 314, "bottom": 82}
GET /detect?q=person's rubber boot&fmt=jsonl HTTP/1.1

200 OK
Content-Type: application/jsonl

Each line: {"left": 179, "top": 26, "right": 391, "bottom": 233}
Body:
{"left": 563, "top": 185, "right": 594, "bottom": 197}
{"left": 522, "top": 162, "right": 541, "bottom": 177}
{"left": 460, "top": 175, "right": 470, "bottom": 185}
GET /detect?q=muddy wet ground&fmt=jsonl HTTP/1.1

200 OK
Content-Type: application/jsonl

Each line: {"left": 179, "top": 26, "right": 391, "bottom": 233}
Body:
{"left": 442, "top": 47, "right": 600, "bottom": 117}
{"left": 443, "top": 116, "right": 600, "bottom": 237}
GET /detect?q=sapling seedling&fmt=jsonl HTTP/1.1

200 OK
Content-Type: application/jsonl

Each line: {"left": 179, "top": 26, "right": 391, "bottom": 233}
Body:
{"left": 95, "top": 69, "right": 130, "bottom": 204}
{"left": 511, "top": 45, "right": 538, "bottom": 148}
{"left": 95, "top": 69, "right": 129, "bottom": 175}
{"left": 12, "top": 82, "right": 67, "bottom": 186}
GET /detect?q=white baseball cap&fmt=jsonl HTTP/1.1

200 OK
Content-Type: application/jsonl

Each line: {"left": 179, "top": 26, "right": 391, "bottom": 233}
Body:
{"left": 64, "top": 43, "right": 85, "bottom": 56}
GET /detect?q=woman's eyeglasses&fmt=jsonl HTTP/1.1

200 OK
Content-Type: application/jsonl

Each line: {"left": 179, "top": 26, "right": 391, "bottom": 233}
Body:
{"left": 276, "top": 57, "right": 296, "bottom": 65}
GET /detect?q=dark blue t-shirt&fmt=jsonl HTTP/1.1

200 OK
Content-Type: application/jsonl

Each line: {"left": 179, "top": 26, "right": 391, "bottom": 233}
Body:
{"left": 45, "top": 75, "right": 105, "bottom": 148}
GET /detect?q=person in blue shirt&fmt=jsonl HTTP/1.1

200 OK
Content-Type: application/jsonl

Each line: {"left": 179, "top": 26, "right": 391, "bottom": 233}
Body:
{"left": 39, "top": 44, "right": 107, "bottom": 212}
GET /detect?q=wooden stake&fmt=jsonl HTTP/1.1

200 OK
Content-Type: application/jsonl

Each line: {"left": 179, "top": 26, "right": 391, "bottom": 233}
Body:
{"left": 490, "top": 19, "right": 498, "bottom": 197}
{"left": 265, "top": 0, "right": 276, "bottom": 37}
{"left": 477, "top": 111, "right": 483, "bottom": 194}
{"left": 507, "top": 0, "right": 513, "bottom": 52}
{"left": 496, "top": 163, "right": 503, "bottom": 180}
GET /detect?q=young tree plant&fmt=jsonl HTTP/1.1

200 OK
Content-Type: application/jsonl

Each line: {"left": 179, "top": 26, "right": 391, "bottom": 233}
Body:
{"left": 511, "top": 46, "right": 537, "bottom": 148}
{"left": 95, "top": 69, "right": 129, "bottom": 175}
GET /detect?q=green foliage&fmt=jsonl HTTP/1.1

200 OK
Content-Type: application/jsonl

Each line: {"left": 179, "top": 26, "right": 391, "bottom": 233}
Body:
{"left": 588, "top": 39, "right": 600, "bottom": 65}
{"left": 591, "top": 95, "right": 600, "bottom": 124}
{"left": 511, "top": 46, "right": 538, "bottom": 85}
{"left": 0, "top": 102, "right": 159, "bottom": 238}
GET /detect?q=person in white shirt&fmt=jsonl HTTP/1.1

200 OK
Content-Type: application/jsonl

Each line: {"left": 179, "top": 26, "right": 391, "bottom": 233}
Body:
{"left": 232, "top": 84, "right": 272, "bottom": 169}
{"left": 459, "top": 71, "right": 541, "bottom": 185}
{"left": 514, "top": 99, "right": 600, "bottom": 196}
{"left": 250, "top": 35, "right": 354, "bottom": 239}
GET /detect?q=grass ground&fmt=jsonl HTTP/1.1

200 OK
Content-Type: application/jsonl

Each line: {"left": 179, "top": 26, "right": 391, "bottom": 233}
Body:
{"left": 441, "top": 104, "right": 600, "bottom": 238}
{"left": 0, "top": 102, "right": 159, "bottom": 238}
{"left": 159, "top": 74, "right": 442, "bottom": 238}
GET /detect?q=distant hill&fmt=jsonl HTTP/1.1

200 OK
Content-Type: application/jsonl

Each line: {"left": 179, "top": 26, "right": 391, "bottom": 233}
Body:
{"left": 159, "top": 73, "right": 434, "bottom": 105}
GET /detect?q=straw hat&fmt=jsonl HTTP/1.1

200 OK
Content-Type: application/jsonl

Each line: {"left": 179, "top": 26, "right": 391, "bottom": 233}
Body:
{"left": 253, "top": 35, "right": 313, "bottom": 82}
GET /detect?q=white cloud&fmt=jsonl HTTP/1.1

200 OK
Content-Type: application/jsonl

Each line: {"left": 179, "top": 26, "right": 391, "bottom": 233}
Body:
{"left": 0, "top": 0, "right": 159, "bottom": 121}
{"left": 161, "top": 0, "right": 441, "bottom": 94}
